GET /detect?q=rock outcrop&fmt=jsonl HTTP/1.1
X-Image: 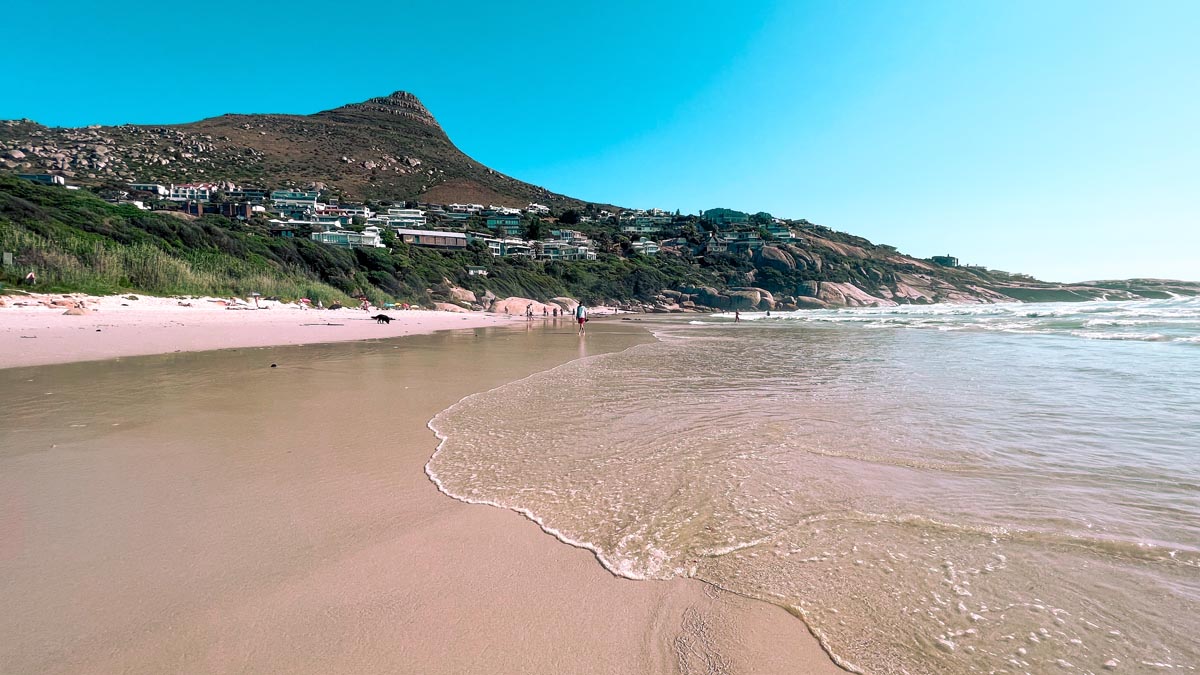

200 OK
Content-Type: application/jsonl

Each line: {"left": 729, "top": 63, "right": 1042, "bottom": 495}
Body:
{"left": 757, "top": 246, "right": 795, "bottom": 272}
{"left": 433, "top": 302, "right": 470, "bottom": 313}
{"left": 448, "top": 286, "right": 477, "bottom": 304}
{"left": 490, "top": 297, "right": 561, "bottom": 316}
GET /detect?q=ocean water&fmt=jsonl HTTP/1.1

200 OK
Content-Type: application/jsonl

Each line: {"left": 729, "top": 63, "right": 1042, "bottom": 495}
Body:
{"left": 427, "top": 298, "right": 1200, "bottom": 674}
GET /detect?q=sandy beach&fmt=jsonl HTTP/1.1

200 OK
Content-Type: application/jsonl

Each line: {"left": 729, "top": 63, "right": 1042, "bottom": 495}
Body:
{"left": 0, "top": 293, "right": 516, "bottom": 369}
{"left": 0, "top": 308, "right": 841, "bottom": 674}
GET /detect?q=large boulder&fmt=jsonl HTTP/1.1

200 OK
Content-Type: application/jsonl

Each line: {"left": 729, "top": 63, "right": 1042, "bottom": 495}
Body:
{"left": 434, "top": 302, "right": 471, "bottom": 313}
{"left": 730, "top": 287, "right": 776, "bottom": 310}
{"left": 797, "top": 281, "right": 821, "bottom": 297}
{"left": 550, "top": 297, "right": 579, "bottom": 311}
{"left": 727, "top": 289, "right": 761, "bottom": 310}
{"left": 816, "top": 283, "right": 849, "bottom": 306}
{"left": 753, "top": 287, "right": 775, "bottom": 309}
{"left": 491, "top": 297, "right": 561, "bottom": 316}
{"left": 793, "top": 297, "right": 830, "bottom": 309}
{"left": 696, "top": 286, "right": 725, "bottom": 309}
{"left": 757, "top": 246, "right": 795, "bottom": 272}
{"left": 784, "top": 246, "right": 823, "bottom": 272}
{"left": 449, "top": 286, "right": 477, "bottom": 303}
{"left": 864, "top": 267, "right": 886, "bottom": 284}
{"left": 817, "top": 282, "right": 896, "bottom": 308}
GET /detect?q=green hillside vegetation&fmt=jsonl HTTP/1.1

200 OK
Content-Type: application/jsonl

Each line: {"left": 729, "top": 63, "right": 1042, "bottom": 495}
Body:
{"left": 0, "top": 175, "right": 723, "bottom": 305}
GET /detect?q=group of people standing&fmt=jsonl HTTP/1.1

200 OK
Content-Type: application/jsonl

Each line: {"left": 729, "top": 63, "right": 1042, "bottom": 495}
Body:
{"left": 522, "top": 302, "right": 588, "bottom": 335}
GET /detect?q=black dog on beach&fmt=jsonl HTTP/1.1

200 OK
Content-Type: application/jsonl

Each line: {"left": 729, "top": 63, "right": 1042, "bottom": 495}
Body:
{"left": 371, "top": 314, "right": 394, "bottom": 324}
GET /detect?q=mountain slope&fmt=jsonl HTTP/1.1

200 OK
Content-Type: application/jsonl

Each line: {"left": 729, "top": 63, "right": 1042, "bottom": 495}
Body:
{"left": 0, "top": 92, "right": 582, "bottom": 207}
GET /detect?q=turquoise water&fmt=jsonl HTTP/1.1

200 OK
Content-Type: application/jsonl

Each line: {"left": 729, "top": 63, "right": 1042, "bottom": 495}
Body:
{"left": 428, "top": 298, "right": 1200, "bottom": 673}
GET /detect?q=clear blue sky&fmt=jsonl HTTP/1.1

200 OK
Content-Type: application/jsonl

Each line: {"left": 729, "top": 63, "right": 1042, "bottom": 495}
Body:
{"left": 5, "top": 0, "right": 1198, "bottom": 281}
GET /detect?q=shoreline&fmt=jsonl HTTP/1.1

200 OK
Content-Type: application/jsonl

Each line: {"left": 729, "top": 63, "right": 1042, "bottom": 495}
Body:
{"left": 424, "top": 345, "right": 856, "bottom": 672}
{"left": 0, "top": 320, "right": 844, "bottom": 673}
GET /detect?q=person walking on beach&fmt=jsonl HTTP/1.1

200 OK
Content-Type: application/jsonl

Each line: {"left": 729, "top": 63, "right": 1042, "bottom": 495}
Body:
{"left": 734, "top": 309, "right": 741, "bottom": 323}
{"left": 575, "top": 302, "right": 587, "bottom": 335}
{"left": 526, "top": 303, "right": 534, "bottom": 321}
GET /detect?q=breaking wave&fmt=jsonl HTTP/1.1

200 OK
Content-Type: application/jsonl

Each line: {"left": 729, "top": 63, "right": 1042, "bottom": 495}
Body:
{"left": 704, "top": 296, "right": 1200, "bottom": 344}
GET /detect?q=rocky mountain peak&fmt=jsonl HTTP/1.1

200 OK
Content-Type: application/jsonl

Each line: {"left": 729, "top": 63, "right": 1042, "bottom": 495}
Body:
{"left": 329, "top": 91, "right": 441, "bottom": 129}
{"left": 0, "top": 89, "right": 575, "bottom": 205}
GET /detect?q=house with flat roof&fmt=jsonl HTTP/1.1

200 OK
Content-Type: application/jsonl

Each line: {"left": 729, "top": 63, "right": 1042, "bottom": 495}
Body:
{"left": 394, "top": 228, "right": 468, "bottom": 250}
{"left": 168, "top": 183, "right": 219, "bottom": 202}
{"left": 271, "top": 190, "right": 321, "bottom": 206}
{"left": 470, "top": 234, "right": 531, "bottom": 257}
{"left": 549, "top": 229, "right": 589, "bottom": 243}
{"left": 226, "top": 188, "right": 268, "bottom": 203}
{"left": 630, "top": 240, "right": 661, "bottom": 256}
{"left": 310, "top": 226, "right": 385, "bottom": 249}
{"left": 381, "top": 208, "right": 426, "bottom": 228}
{"left": 174, "top": 184, "right": 220, "bottom": 201}
{"left": 275, "top": 203, "right": 319, "bottom": 220}
{"left": 501, "top": 241, "right": 532, "bottom": 257}
{"left": 19, "top": 174, "right": 66, "bottom": 186}
{"left": 335, "top": 205, "right": 374, "bottom": 218}
{"left": 311, "top": 213, "right": 348, "bottom": 226}
{"left": 764, "top": 223, "right": 796, "bottom": 241}
{"left": 485, "top": 214, "right": 521, "bottom": 236}
{"left": 621, "top": 215, "right": 671, "bottom": 235}
{"left": 129, "top": 182, "right": 168, "bottom": 196}
{"left": 537, "top": 240, "right": 597, "bottom": 261}
{"left": 270, "top": 222, "right": 298, "bottom": 238}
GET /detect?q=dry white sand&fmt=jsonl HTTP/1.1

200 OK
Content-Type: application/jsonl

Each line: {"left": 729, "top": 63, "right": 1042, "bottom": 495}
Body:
{"left": 0, "top": 293, "right": 517, "bottom": 369}
{"left": 0, "top": 306, "right": 844, "bottom": 674}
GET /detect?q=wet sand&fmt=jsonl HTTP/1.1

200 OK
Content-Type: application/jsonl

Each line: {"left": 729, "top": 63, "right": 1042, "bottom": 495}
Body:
{"left": 0, "top": 322, "right": 842, "bottom": 674}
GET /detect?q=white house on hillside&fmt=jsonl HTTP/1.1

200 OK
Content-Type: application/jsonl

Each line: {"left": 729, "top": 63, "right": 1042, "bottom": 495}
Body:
{"left": 168, "top": 183, "right": 218, "bottom": 201}
{"left": 129, "top": 182, "right": 169, "bottom": 197}
{"left": 381, "top": 208, "right": 427, "bottom": 228}
{"left": 310, "top": 226, "right": 385, "bottom": 249}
